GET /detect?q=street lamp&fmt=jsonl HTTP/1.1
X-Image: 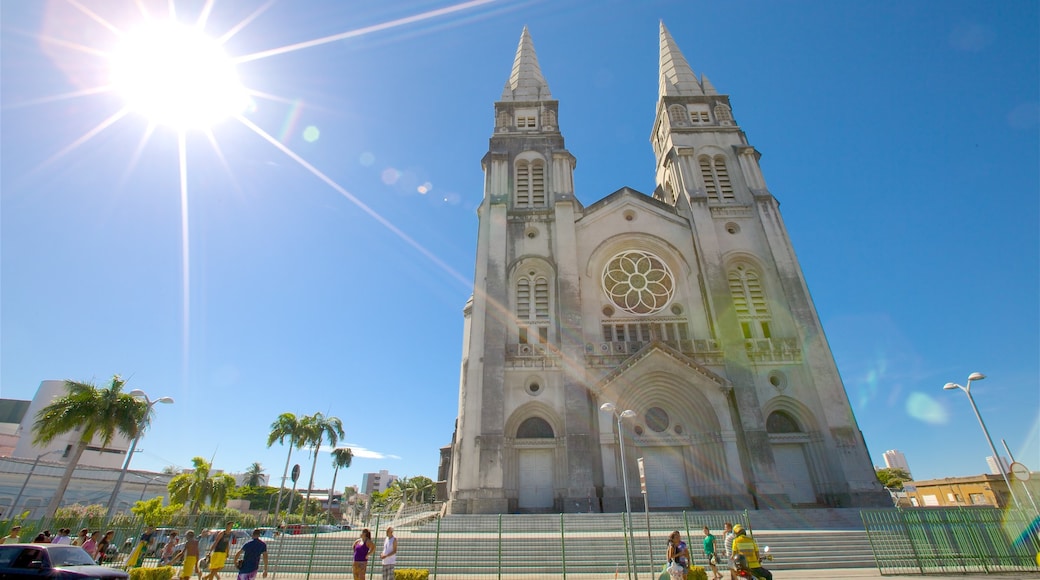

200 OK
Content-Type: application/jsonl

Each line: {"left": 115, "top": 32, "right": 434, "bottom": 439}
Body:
{"left": 943, "top": 372, "right": 1021, "bottom": 508}
{"left": 138, "top": 474, "right": 165, "bottom": 502}
{"left": 602, "top": 402, "right": 638, "bottom": 580}
{"left": 105, "top": 390, "right": 173, "bottom": 519}
{"left": 11, "top": 449, "right": 63, "bottom": 516}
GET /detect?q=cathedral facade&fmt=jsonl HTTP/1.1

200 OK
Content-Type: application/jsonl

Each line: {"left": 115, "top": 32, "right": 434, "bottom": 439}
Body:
{"left": 441, "top": 24, "right": 889, "bottom": 514}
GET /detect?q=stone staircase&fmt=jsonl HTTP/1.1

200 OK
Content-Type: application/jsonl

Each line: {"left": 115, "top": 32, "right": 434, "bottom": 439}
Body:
{"left": 266, "top": 509, "right": 884, "bottom": 576}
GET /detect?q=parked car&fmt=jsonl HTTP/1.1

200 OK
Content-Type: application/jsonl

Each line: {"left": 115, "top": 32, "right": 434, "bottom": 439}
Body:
{"left": 0, "top": 544, "right": 129, "bottom": 579}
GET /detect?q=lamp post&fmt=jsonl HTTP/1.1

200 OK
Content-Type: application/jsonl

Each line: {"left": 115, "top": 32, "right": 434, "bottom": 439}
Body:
{"left": 105, "top": 390, "right": 173, "bottom": 519}
{"left": 139, "top": 475, "right": 165, "bottom": 502}
{"left": 11, "top": 449, "right": 63, "bottom": 516}
{"left": 602, "top": 402, "right": 638, "bottom": 580}
{"left": 943, "top": 372, "right": 1022, "bottom": 508}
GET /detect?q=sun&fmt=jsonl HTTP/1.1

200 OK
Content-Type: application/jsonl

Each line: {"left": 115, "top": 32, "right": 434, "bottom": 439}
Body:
{"left": 108, "top": 20, "right": 250, "bottom": 130}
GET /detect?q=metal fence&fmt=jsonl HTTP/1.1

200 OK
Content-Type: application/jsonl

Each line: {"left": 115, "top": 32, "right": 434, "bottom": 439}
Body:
{"left": 861, "top": 506, "right": 1040, "bottom": 575}
{"left": 0, "top": 509, "right": 751, "bottom": 579}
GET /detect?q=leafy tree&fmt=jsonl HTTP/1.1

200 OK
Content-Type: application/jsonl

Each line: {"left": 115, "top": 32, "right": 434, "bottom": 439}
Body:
{"left": 32, "top": 376, "right": 149, "bottom": 519}
{"left": 168, "top": 457, "right": 237, "bottom": 514}
{"left": 267, "top": 413, "right": 307, "bottom": 515}
{"left": 244, "top": 462, "right": 265, "bottom": 487}
{"left": 131, "top": 497, "right": 184, "bottom": 526}
{"left": 327, "top": 448, "right": 353, "bottom": 518}
{"left": 299, "top": 413, "right": 345, "bottom": 516}
{"left": 876, "top": 467, "right": 912, "bottom": 489}
{"left": 406, "top": 476, "right": 436, "bottom": 505}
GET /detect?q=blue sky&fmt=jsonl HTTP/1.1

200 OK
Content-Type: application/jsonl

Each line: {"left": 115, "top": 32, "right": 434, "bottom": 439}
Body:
{"left": 1, "top": 0, "right": 1037, "bottom": 494}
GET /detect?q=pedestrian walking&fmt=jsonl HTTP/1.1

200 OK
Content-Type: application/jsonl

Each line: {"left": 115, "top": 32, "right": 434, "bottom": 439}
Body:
{"left": 703, "top": 526, "right": 722, "bottom": 580}
{"left": 233, "top": 529, "right": 268, "bottom": 580}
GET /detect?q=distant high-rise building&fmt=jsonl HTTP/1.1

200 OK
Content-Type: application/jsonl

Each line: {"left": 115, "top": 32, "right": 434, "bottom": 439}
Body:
{"left": 361, "top": 470, "right": 398, "bottom": 495}
{"left": 883, "top": 450, "right": 911, "bottom": 476}
{"left": 986, "top": 455, "right": 1010, "bottom": 475}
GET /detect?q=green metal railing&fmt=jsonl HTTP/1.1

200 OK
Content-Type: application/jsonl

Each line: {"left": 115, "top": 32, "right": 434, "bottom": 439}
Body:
{"left": 861, "top": 506, "right": 1040, "bottom": 575}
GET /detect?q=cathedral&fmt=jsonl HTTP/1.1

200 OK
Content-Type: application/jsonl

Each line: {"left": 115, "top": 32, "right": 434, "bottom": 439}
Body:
{"left": 440, "top": 24, "right": 889, "bottom": 514}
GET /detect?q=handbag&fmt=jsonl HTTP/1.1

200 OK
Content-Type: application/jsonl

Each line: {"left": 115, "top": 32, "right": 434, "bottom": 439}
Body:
{"left": 666, "top": 560, "right": 684, "bottom": 579}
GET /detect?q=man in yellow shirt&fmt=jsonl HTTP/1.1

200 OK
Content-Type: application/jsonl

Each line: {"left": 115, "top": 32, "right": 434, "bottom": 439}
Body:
{"left": 730, "top": 525, "right": 771, "bottom": 580}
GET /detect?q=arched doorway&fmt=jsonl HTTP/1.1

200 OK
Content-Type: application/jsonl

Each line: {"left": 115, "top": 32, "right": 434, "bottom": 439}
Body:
{"left": 767, "top": 410, "right": 816, "bottom": 504}
{"left": 516, "top": 417, "right": 555, "bottom": 511}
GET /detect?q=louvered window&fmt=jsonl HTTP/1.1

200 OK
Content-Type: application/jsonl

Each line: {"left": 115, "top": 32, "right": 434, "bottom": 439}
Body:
{"left": 516, "top": 278, "right": 531, "bottom": 318}
{"left": 515, "top": 159, "right": 546, "bottom": 208}
{"left": 534, "top": 278, "right": 549, "bottom": 319}
{"left": 516, "top": 275, "right": 551, "bottom": 346}
{"left": 729, "top": 265, "right": 772, "bottom": 339}
{"left": 516, "top": 161, "right": 531, "bottom": 207}
{"left": 668, "top": 105, "right": 689, "bottom": 125}
{"left": 699, "top": 154, "right": 735, "bottom": 202}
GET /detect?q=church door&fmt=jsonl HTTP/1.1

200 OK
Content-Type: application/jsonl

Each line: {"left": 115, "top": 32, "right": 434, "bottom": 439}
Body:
{"left": 518, "top": 449, "right": 554, "bottom": 510}
{"left": 642, "top": 447, "right": 691, "bottom": 509}
{"left": 772, "top": 444, "right": 816, "bottom": 504}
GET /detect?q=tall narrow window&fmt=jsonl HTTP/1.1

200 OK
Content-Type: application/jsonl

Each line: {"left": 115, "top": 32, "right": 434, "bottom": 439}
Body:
{"left": 729, "top": 265, "right": 771, "bottom": 339}
{"left": 516, "top": 274, "right": 552, "bottom": 346}
{"left": 516, "top": 161, "right": 531, "bottom": 207}
{"left": 699, "top": 154, "right": 735, "bottom": 202}
{"left": 531, "top": 160, "right": 545, "bottom": 206}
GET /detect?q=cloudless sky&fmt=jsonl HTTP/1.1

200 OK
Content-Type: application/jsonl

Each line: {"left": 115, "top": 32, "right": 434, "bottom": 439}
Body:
{"left": 1, "top": 0, "right": 1037, "bottom": 495}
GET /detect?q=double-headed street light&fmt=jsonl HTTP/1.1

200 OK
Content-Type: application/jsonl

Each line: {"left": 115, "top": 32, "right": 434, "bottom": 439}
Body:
{"left": 105, "top": 390, "right": 173, "bottom": 519}
{"left": 943, "top": 372, "right": 1021, "bottom": 508}
{"left": 601, "top": 402, "right": 638, "bottom": 580}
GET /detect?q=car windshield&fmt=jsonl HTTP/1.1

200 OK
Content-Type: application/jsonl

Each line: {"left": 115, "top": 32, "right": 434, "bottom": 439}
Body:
{"left": 47, "top": 546, "right": 97, "bottom": 566}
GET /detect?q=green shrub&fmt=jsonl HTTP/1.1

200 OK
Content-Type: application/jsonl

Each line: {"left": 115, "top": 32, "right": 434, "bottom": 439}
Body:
{"left": 128, "top": 566, "right": 175, "bottom": 580}
{"left": 394, "top": 569, "right": 429, "bottom": 580}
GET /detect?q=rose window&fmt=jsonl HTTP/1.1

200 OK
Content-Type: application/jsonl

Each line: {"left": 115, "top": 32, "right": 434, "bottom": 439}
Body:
{"left": 601, "top": 250, "right": 675, "bottom": 315}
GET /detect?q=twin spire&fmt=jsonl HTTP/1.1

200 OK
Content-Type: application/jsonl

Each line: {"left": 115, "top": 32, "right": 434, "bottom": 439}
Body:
{"left": 500, "top": 23, "right": 716, "bottom": 104}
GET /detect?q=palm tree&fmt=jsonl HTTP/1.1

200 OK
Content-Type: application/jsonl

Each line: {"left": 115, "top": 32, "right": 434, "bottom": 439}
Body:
{"left": 300, "top": 412, "right": 345, "bottom": 516}
{"left": 244, "top": 462, "right": 265, "bottom": 487}
{"left": 327, "top": 448, "right": 353, "bottom": 520}
{"left": 167, "top": 456, "right": 237, "bottom": 514}
{"left": 267, "top": 413, "right": 306, "bottom": 515}
{"left": 408, "top": 475, "right": 436, "bottom": 504}
{"left": 32, "top": 375, "right": 149, "bottom": 519}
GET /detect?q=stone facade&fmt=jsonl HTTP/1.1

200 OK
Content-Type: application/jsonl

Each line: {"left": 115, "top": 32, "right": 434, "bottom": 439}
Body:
{"left": 443, "top": 25, "right": 890, "bottom": 514}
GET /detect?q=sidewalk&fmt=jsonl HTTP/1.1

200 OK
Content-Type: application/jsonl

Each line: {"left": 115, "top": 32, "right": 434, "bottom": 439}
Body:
{"left": 774, "top": 570, "right": 1040, "bottom": 580}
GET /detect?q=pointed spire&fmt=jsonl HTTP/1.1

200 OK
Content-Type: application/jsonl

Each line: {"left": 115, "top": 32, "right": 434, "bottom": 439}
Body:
{"left": 659, "top": 21, "right": 704, "bottom": 98}
{"left": 501, "top": 27, "right": 552, "bottom": 101}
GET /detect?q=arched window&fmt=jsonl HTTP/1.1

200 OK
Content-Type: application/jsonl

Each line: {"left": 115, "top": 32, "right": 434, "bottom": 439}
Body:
{"left": 516, "top": 274, "right": 551, "bottom": 345}
{"left": 668, "top": 105, "right": 689, "bottom": 125}
{"left": 515, "top": 158, "right": 546, "bottom": 208}
{"left": 517, "top": 417, "right": 554, "bottom": 438}
{"left": 728, "top": 264, "right": 771, "bottom": 339}
{"left": 766, "top": 411, "right": 801, "bottom": 433}
{"left": 699, "top": 155, "right": 734, "bottom": 202}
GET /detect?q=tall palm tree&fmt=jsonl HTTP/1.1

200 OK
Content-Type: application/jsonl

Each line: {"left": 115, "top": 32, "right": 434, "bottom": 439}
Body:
{"left": 327, "top": 447, "right": 353, "bottom": 520}
{"left": 167, "top": 456, "right": 237, "bottom": 514}
{"left": 32, "top": 375, "right": 149, "bottom": 519}
{"left": 267, "top": 413, "right": 306, "bottom": 515}
{"left": 244, "top": 462, "right": 265, "bottom": 487}
{"left": 300, "top": 412, "right": 345, "bottom": 516}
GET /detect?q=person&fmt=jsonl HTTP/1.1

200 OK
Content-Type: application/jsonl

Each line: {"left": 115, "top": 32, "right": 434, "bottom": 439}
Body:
{"left": 379, "top": 526, "right": 397, "bottom": 580}
{"left": 82, "top": 531, "right": 101, "bottom": 559}
{"left": 52, "top": 529, "right": 72, "bottom": 545}
{"left": 96, "top": 530, "right": 115, "bottom": 564}
{"left": 126, "top": 526, "right": 156, "bottom": 568}
{"left": 32, "top": 533, "right": 48, "bottom": 543}
{"left": 703, "top": 526, "right": 722, "bottom": 580}
{"left": 731, "top": 524, "right": 771, "bottom": 580}
{"left": 352, "top": 528, "right": 375, "bottom": 580}
{"left": 72, "top": 528, "right": 89, "bottom": 546}
{"left": 666, "top": 530, "right": 689, "bottom": 579}
{"left": 203, "top": 522, "right": 236, "bottom": 580}
{"left": 177, "top": 531, "right": 200, "bottom": 580}
{"left": 0, "top": 526, "right": 21, "bottom": 544}
{"left": 160, "top": 531, "right": 180, "bottom": 565}
{"left": 233, "top": 529, "right": 268, "bottom": 580}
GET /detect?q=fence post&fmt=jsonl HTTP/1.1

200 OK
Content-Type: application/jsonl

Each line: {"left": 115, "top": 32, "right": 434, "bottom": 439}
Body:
{"left": 497, "top": 513, "right": 503, "bottom": 580}
{"left": 304, "top": 524, "right": 319, "bottom": 580}
{"left": 560, "top": 512, "right": 567, "bottom": 579}
{"left": 369, "top": 515, "right": 381, "bottom": 580}
{"left": 432, "top": 516, "right": 441, "bottom": 580}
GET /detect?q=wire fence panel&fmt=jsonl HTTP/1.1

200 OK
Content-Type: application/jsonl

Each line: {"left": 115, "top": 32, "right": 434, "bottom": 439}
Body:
{"left": 861, "top": 507, "right": 1040, "bottom": 576}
